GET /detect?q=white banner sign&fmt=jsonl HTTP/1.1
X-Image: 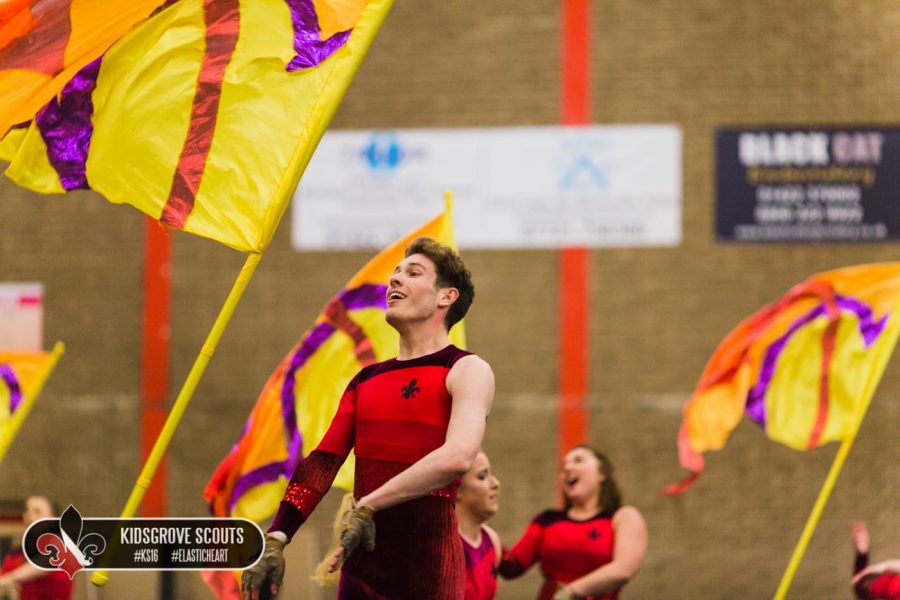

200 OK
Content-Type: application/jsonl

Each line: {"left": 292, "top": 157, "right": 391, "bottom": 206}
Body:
{"left": 0, "top": 283, "right": 43, "bottom": 351}
{"left": 292, "top": 126, "right": 682, "bottom": 249}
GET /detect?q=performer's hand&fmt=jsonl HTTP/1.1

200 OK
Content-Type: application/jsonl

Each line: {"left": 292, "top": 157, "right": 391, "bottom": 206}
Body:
{"left": 327, "top": 500, "right": 375, "bottom": 573}
{"left": 242, "top": 533, "right": 286, "bottom": 600}
{"left": 851, "top": 522, "right": 870, "bottom": 555}
{"left": 553, "top": 584, "right": 576, "bottom": 600}
{"left": 0, "top": 575, "right": 16, "bottom": 599}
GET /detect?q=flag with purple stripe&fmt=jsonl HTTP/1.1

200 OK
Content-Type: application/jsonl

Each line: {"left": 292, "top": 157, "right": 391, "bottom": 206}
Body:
{"left": 0, "top": 344, "right": 64, "bottom": 465}
{"left": 0, "top": 350, "right": 55, "bottom": 420}
{"left": 666, "top": 263, "right": 900, "bottom": 495}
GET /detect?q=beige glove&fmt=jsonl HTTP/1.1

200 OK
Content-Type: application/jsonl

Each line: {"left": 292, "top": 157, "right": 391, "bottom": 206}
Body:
{"left": 241, "top": 533, "right": 286, "bottom": 598}
{"left": 553, "top": 585, "right": 576, "bottom": 600}
{"left": 339, "top": 500, "right": 376, "bottom": 559}
{"left": 0, "top": 578, "right": 17, "bottom": 600}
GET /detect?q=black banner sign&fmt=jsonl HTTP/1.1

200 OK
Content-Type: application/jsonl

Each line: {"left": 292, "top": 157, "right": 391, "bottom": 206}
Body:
{"left": 22, "top": 506, "right": 262, "bottom": 578}
{"left": 716, "top": 128, "right": 900, "bottom": 242}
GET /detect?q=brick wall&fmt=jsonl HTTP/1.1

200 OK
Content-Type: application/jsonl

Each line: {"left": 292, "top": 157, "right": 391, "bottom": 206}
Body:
{"left": 2, "top": 1, "right": 899, "bottom": 598}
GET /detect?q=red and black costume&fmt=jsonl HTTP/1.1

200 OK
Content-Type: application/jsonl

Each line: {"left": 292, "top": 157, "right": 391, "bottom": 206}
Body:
{"left": 462, "top": 527, "right": 498, "bottom": 600}
{"left": 270, "top": 344, "right": 472, "bottom": 599}
{"left": 854, "top": 549, "right": 900, "bottom": 599}
{"left": 1, "top": 547, "right": 73, "bottom": 600}
{"left": 500, "top": 509, "right": 619, "bottom": 600}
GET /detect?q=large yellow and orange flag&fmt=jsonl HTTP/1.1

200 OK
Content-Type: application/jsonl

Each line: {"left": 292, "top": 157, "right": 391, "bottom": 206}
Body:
{"left": 0, "top": 342, "right": 64, "bottom": 463}
{"left": 1, "top": 0, "right": 392, "bottom": 252}
{"left": 666, "top": 264, "right": 900, "bottom": 494}
{"left": 204, "top": 205, "right": 465, "bottom": 522}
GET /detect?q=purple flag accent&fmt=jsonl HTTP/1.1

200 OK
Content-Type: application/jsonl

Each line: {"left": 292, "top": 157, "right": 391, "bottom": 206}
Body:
{"left": 229, "top": 461, "right": 290, "bottom": 511}
{"left": 228, "top": 284, "right": 390, "bottom": 509}
{"left": 838, "top": 296, "right": 888, "bottom": 346}
{"left": 283, "top": 0, "right": 353, "bottom": 72}
{"left": 276, "top": 284, "right": 386, "bottom": 466}
{"left": 0, "top": 364, "right": 23, "bottom": 414}
{"left": 35, "top": 56, "right": 103, "bottom": 191}
{"left": 744, "top": 295, "right": 889, "bottom": 429}
{"left": 280, "top": 322, "right": 335, "bottom": 466}
{"left": 339, "top": 283, "right": 387, "bottom": 310}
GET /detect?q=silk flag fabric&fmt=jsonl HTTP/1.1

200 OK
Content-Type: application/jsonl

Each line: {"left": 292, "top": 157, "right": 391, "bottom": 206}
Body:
{"left": 0, "top": 345, "right": 63, "bottom": 462}
{"left": 666, "top": 263, "right": 900, "bottom": 495}
{"left": 0, "top": 0, "right": 164, "bottom": 138}
{"left": 0, "top": 349, "right": 54, "bottom": 420}
{"left": 1, "top": 0, "right": 392, "bottom": 252}
{"left": 204, "top": 207, "right": 466, "bottom": 524}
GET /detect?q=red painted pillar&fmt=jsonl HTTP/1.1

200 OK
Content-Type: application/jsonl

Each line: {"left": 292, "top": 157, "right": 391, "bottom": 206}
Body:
{"left": 558, "top": 0, "right": 591, "bottom": 464}
{"left": 140, "top": 218, "right": 171, "bottom": 518}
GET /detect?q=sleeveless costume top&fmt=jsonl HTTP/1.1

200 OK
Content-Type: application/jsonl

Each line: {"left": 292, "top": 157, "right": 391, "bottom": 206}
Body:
{"left": 462, "top": 526, "right": 498, "bottom": 600}
{"left": 270, "top": 345, "right": 473, "bottom": 599}
{"left": 500, "top": 509, "right": 620, "bottom": 600}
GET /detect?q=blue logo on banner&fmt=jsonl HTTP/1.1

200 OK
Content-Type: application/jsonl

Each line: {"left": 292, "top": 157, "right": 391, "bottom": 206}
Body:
{"left": 363, "top": 131, "right": 405, "bottom": 171}
{"left": 558, "top": 139, "right": 608, "bottom": 191}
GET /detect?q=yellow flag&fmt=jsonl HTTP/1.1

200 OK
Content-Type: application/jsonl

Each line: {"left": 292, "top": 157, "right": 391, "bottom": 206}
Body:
{"left": 2, "top": 0, "right": 392, "bottom": 252}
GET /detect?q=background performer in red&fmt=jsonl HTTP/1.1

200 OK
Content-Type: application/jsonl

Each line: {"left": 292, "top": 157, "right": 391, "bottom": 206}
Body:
{"left": 500, "top": 446, "right": 647, "bottom": 600}
{"left": 242, "top": 237, "right": 495, "bottom": 599}
{"left": 0, "top": 496, "right": 73, "bottom": 600}
{"left": 458, "top": 450, "right": 502, "bottom": 600}
{"left": 851, "top": 521, "right": 900, "bottom": 599}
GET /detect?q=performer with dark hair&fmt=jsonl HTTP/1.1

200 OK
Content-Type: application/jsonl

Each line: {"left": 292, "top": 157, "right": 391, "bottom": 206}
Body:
{"left": 851, "top": 521, "right": 900, "bottom": 599}
{"left": 500, "top": 446, "right": 647, "bottom": 600}
{"left": 242, "top": 237, "right": 494, "bottom": 600}
{"left": 0, "top": 496, "right": 73, "bottom": 600}
{"left": 458, "top": 450, "right": 502, "bottom": 600}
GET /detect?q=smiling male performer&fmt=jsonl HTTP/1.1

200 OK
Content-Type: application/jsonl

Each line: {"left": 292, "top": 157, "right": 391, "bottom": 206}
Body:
{"left": 242, "top": 237, "right": 495, "bottom": 600}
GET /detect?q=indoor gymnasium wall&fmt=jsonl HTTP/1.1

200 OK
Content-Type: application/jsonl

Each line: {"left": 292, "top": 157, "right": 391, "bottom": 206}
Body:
{"left": 2, "top": 2, "right": 899, "bottom": 599}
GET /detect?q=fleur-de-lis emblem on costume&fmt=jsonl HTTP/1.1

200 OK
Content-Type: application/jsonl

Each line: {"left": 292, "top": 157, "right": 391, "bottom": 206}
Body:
{"left": 401, "top": 378, "right": 421, "bottom": 399}
{"left": 588, "top": 528, "right": 600, "bottom": 540}
{"left": 36, "top": 506, "right": 106, "bottom": 579}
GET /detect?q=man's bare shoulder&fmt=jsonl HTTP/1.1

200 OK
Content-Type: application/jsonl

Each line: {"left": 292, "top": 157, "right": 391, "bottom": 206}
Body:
{"left": 451, "top": 353, "right": 493, "bottom": 375}
{"left": 446, "top": 354, "right": 495, "bottom": 414}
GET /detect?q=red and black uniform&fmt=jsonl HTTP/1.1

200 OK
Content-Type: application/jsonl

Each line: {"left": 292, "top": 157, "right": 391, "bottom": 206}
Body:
{"left": 270, "top": 345, "right": 472, "bottom": 599}
{"left": 854, "top": 549, "right": 900, "bottom": 599}
{"left": 500, "top": 509, "right": 619, "bottom": 600}
{"left": 462, "top": 527, "right": 498, "bottom": 600}
{"left": 856, "top": 575, "right": 900, "bottom": 600}
{"left": 1, "top": 547, "right": 73, "bottom": 600}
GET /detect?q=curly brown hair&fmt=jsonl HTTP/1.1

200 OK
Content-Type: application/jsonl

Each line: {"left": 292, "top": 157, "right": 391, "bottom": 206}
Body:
{"left": 404, "top": 237, "right": 474, "bottom": 330}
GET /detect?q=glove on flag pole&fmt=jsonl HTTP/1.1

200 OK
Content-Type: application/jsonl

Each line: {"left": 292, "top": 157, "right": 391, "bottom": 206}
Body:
{"left": 664, "top": 263, "right": 900, "bottom": 600}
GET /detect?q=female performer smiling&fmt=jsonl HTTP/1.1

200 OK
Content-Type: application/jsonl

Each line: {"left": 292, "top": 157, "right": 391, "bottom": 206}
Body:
{"left": 500, "top": 446, "right": 647, "bottom": 600}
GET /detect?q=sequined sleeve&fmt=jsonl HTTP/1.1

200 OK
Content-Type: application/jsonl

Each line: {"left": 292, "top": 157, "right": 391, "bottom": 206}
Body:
{"left": 268, "top": 450, "right": 346, "bottom": 540}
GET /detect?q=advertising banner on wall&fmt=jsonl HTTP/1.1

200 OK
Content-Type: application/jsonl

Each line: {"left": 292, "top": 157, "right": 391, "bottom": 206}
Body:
{"left": 291, "top": 126, "right": 682, "bottom": 249}
{"left": 0, "top": 283, "right": 43, "bottom": 351}
{"left": 716, "top": 127, "right": 900, "bottom": 242}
